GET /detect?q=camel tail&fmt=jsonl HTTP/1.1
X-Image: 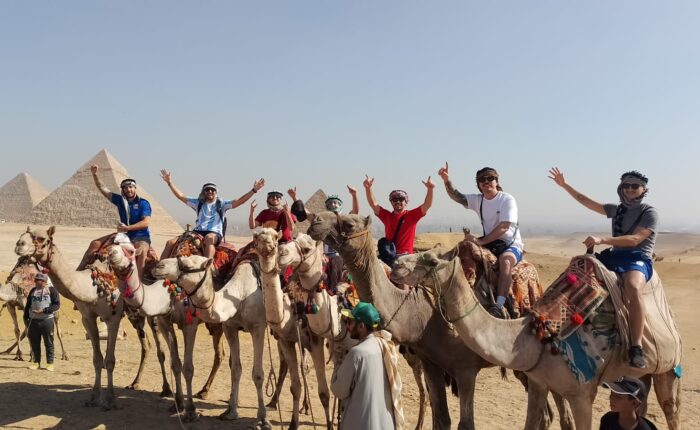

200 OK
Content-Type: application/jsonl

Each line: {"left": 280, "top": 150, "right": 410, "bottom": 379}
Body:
{"left": 500, "top": 367, "right": 508, "bottom": 380}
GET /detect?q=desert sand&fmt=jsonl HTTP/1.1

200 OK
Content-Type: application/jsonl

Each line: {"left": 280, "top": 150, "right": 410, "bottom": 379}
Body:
{"left": 0, "top": 223, "right": 698, "bottom": 429}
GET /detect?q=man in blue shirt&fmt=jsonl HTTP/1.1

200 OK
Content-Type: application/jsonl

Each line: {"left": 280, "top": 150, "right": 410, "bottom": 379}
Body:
{"left": 77, "top": 165, "right": 154, "bottom": 281}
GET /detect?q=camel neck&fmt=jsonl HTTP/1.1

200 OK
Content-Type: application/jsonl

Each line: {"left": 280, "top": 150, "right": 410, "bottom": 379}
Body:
{"left": 115, "top": 266, "right": 171, "bottom": 316}
{"left": 259, "top": 256, "right": 290, "bottom": 327}
{"left": 39, "top": 245, "right": 97, "bottom": 304}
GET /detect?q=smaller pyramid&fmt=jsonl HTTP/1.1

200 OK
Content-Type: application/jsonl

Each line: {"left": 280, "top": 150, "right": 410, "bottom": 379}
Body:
{"left": 27, "top": 149, "right": 182, "bottom": 233}
{"left": 294, "top": 189, "right": 328, "bottom": 234}
{"left": 0, "top": 173, "right": 49, "bottom": 222}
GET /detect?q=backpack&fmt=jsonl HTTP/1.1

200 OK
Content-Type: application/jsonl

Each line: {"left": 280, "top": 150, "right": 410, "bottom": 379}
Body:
{"left": 197, "top": 198, "right": 227, "bottom": 240}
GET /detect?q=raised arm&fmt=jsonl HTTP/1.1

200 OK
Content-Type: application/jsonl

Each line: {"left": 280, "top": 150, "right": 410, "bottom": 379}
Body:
{"left": 160, "top": 169, "right": 189, "bottom": 204}
{"left": 347, "top": 185, "right": 359, "bottom": 215}
{"left": 363, "top": 175, "right": 381, "bottom": 216}
{"left": 420, "top": 176, "right": 435, "bottom": 214}
{"left": 248, "top": 200, "right": 258, "bottom": 229}
{"left": 548, "top": 167, "right": 605, "bottom": 215}
{"left": 90, "top": 165, "right": 112, "bottom": 200}
{"left": 232, "top": 178, "right": 265, "bottom": 209}
{"left": 438, "top": 162, "right": 470, "bottom": 207}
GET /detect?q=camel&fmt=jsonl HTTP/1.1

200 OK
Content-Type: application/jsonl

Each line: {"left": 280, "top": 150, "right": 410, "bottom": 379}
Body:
{"left": 152, "top": 252, "right": 270, "bottom": 428}
{"left": 0, "top": 258, "right": 68, "bottom": 361}
{"left": 103, "top": 241, "right": 229, "bottom": 416}
{"left": 307, "top": 212, "right": 571, "bottom": 430}
{"left": 391, "top": 247, "right": 682, "bottom": 430}
{"left": 278, "top": 233, "right": 428, "bottom": 430}
{"left": 253, "top": 228, "right": 333, "bottom": 430}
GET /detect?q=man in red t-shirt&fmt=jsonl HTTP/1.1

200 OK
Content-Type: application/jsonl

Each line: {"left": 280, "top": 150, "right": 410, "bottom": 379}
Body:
{"left": 249, "top": 190, "right": 297, "bottom": 243}
{"left": 363, "top": 174, "right": 434, "bottom": 260}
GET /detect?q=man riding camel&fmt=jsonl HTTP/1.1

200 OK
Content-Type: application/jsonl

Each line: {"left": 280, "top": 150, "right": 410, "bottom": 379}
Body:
{"left": 160, "top": 169, "right": 264, "bottom": 258}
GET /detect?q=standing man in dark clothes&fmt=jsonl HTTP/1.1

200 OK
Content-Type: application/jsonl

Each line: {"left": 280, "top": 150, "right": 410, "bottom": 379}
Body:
{"left": 24, "top": 272, "right": 60, "bottom": 371}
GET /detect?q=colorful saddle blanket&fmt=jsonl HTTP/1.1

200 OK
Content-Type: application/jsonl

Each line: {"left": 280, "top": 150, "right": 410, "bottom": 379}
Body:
{"left": 166, "top": 231, "right": 239, "bottom": 289}
{"left": 6, "top": 257, "right": 39, "bottom": 296}
{"left": 88, "top": 233, "right": 160, "bottom": 279}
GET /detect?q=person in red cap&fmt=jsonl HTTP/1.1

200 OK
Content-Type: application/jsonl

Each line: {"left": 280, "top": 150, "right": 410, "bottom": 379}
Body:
{"left": 600, "top": 376, "right": 657, "bottom": 429}
{"left": 363, "top": 174, "right": 434, "bottom": 270}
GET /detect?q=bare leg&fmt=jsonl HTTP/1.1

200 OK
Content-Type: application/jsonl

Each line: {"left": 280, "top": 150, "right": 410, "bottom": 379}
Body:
{"left": 497, "top": 252, "right": 517, "bottom": 299}
{"left": 623, "top": 270, "right": 647, "bottom": 346}
{"left": 133, "top": 241, "right": 149, "bottom": 282}
{"left": 202, "top": 233, "right": 218, "bottom": 259}
{"left": 195, "top": 322, "right": 224, "bottom": 399}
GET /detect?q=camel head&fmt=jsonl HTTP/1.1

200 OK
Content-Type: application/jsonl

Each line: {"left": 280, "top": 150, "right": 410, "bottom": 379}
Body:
{"left": 307, "top": 212, "right": 371, "bottom": 251}
{"left": 253, "top": 228, "right": 281, "bottom": 273}
{"left": 152, "top": 255, "right": 212, "bottom": 288}
{"left": 105, "top": 243, "right": 136, "bottom": 276}
{"left": 392, "top": 249, "right": 446, "bottom": 286}
{"left": 16, "top": 226, "right": 56, "bottom": 263}
{"left": 278, "top": 233, "right": 321, "bottom": 271}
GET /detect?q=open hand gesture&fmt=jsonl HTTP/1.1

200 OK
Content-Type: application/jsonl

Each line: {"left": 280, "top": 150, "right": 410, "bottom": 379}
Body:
{"left": 287, "top": 187, "right": 297, "bottom": 200}
{"left": 160, "top": 169, "right": 172, "bottom": 184}
{"left": 548, "top": 167, "right": 566, "bottom": 187}
{"left": 438, "top": 162, "right": 449, "bottom": 182}
{"left": 363, "top": 175, "right": 375, "bottom": 189}
{"left": 253, "top": 178, "right": 265, "bottom": 192}
{"left": 347, "top": 185, "right": 357, "bottom": 195}
{"left": 422, "top": 176, "right": 435, "bottom": 189}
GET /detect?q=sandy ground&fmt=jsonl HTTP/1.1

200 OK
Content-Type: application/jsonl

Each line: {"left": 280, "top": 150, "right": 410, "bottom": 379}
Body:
{"left": 0, "top": 223, "right": 698, "bottom": 429}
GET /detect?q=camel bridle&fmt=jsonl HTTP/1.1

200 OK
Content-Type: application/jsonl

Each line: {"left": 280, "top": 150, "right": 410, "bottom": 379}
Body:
{"left": 109, "top": 245, "right": 145, "bottom": 310}
{"left": 176, "top": 256, "right": 215, "bottom": 310}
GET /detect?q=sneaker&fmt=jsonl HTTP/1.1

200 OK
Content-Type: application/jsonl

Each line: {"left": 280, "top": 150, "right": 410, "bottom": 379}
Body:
{"left": 45, "top": 363, "right": 55, "bottom": 372}
{"left": 629, "top": 345, "right": 647, "bottom": 369}
{"left": 28, "top": 362, "right": 40, "bottom": 370}
{"left": 487, "top": 304, "right": 507, "bottom": 319}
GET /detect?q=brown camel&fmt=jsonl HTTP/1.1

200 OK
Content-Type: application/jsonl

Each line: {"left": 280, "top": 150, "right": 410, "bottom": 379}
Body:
{"left": 392, "top": 248, "right": 682, "bottom": 430}
{"left": 307, "top": 212, "right": 571, "bottom": 430}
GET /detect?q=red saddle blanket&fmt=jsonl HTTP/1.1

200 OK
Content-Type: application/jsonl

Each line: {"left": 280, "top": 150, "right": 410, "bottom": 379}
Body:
{"left": 165, "top": 232, "right": 239, "bottom": 287}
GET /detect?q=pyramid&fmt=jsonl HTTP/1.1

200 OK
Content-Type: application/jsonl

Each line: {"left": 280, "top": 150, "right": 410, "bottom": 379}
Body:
{"left": 294, "top": 189, "right": 328, "bottom": 234}
{"left": 26, "top": 149, "right": 182, "bottom": 233}
{"left": 0, "top": 173, "right": 50, "bottom": 222}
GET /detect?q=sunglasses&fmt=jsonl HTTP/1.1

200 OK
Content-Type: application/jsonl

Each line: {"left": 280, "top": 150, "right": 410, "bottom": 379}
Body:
{"left": 478, "top": 176, "right": 498, "bottom": 183}
{"left": 390, "top": 197, "right": 406, "bottom": 203}
{"left": 203, "top": 188, "right": 216, "bottom": 193}
{"left": 621, "top": 183, "right": 642, "bottom": 190}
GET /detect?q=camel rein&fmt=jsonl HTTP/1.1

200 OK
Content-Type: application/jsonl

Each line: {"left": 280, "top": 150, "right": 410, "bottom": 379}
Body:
{"left": 111, "top": 250, "right": 145, "bottom": 310}
{"left": 430, "top": 257, "right": 479, "bottom": 324}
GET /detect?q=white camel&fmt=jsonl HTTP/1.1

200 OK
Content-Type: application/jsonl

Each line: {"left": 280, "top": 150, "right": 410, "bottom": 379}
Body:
{"left": 103, "top": 241, "right": 230, "bottom": 417}
{"left": 392, "top": 249, "right": 682, "bottom": 430}
{"left": 152, "top": 251, "right": 270, "bottom": 429}
{"left": 253, "top": 228, "right": 333, "bottom": 430}
{"left": 278, "top": 233, "right": 428, "bottom": 430}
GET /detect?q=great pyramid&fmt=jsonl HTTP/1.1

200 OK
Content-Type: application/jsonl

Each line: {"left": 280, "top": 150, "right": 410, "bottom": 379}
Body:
{"left": 0, "top": 173, "right": 50, "bottom": 222}
{"left": 294, "top": 189, "right": 327, "bottom": 234}
{"left": 26, "top": 149, "right": 182, "bottom": 233}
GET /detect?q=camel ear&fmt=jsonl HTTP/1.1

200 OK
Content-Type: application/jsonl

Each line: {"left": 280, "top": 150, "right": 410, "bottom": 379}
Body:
{"left": 47, "top": 226, "right": 56, "bottom": 238}
{"left": 26, "top": 226, "right": 31, "bottom": 233}
{"left": 424, "top": 252, "right": 441, "bottom": 267}
{"left": 363, "top": 216, "right": 371, "bottom": 228}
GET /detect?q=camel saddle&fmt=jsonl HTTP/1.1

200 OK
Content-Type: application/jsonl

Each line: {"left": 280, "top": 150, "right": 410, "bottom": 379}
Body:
{"left": 6, "top": 257, "right": 39, "bottom": 296}
{"left": 164, "top": 231, "right": 240, "bottom": 290}
{"left": 534, "top": 255, "right": 681, "bottom": 380}
{"left": 86, "top": 233, "right": 161, "bottom": 284}
{"left": 451, "top": 240, "right": 544, "bottom": 317}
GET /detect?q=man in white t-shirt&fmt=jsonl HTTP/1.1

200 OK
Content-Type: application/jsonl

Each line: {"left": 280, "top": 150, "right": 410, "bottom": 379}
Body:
{"left": 438, "top": 163, "right": 523, "bottom": 317}
{"left": 160, "top": 169, "right": 265, "bottom": 258}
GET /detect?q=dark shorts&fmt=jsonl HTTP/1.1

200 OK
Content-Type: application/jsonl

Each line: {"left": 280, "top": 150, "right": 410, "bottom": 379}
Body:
{"left": 597, "top": 248, "right": 653, "bottom": 282}
{"left": 193, "top": 230, "right": 222, "bottom": 245}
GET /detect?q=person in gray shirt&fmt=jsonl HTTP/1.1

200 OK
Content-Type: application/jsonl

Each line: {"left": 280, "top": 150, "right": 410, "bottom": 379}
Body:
{"left": 548, "top": 168, "right": 658, "bottom": 369}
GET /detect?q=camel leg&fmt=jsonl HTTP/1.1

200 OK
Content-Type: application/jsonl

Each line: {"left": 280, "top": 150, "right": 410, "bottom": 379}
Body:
{"left": 101, "top": 316, "right": 122, "bottom": 411}
{"left": 81, "top": 315, "right": 103, "bottom": 407}
{"left": 568, "top": 392, "right": 594, "bottom": 430}
{"left": 420, "top": 358, "right": 452, "bottom": 430}
{"left": 401, "top": 351, "right": 427, "bottom": 430}
{"left": 54, "top": 312, "right": 68, "bottom": 360}
{"left": 221, "top": 325, "right": 242, "bottom": 420}
{"left": 250, "top": 326, "right": 270, "bottom": 428}
{"left": 280, "top": 340, "right": 302, "bottom": 430}
{"left": 125, "top": 314, "right": 149, "bottom": 390}
{"left": 552, "top": 392, "right": 574, "bottom": 430}
{"left": 147, "top": 316, "right": 172, "bottom": 397}
{"left": 521, "top": 378, "right": 553, "bottom": 430}
{"left": 195, "top": 322, "right": 224, "bottom": 400}
{"left": 181, "top": 323, "right": 199, "bottom": 422}
{"left": 454, "top": 368, "right": 478, "bottom": 430}
{"left": 652, "top": 369, "right": 681, "bottom": 430}
{"left": 6, "top": 306, "right": 23, "bottom": 361}
{"left": 308, "top": 335, "right": 332, "bottom": 429}
{"left": 159, "top": 320, "right": 185, "bottom": 413}
{"left": 267, "top": 340, "right": 289, "bottom": 410}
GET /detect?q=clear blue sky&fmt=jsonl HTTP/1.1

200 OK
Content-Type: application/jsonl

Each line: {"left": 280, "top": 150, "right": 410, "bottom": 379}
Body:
{"left": 1, "top": 2, "right": 698, "bottom": 233}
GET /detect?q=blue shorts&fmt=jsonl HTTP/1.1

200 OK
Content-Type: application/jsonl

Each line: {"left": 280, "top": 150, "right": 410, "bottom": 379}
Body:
{"left": 503, "top": 246, "right": 523, "bottom": 264}
{"left": 193, "top": 230, "right": 222, "bottom": 245}
{"left": 597, "top": 248, "right": 653, "bottom": 282}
